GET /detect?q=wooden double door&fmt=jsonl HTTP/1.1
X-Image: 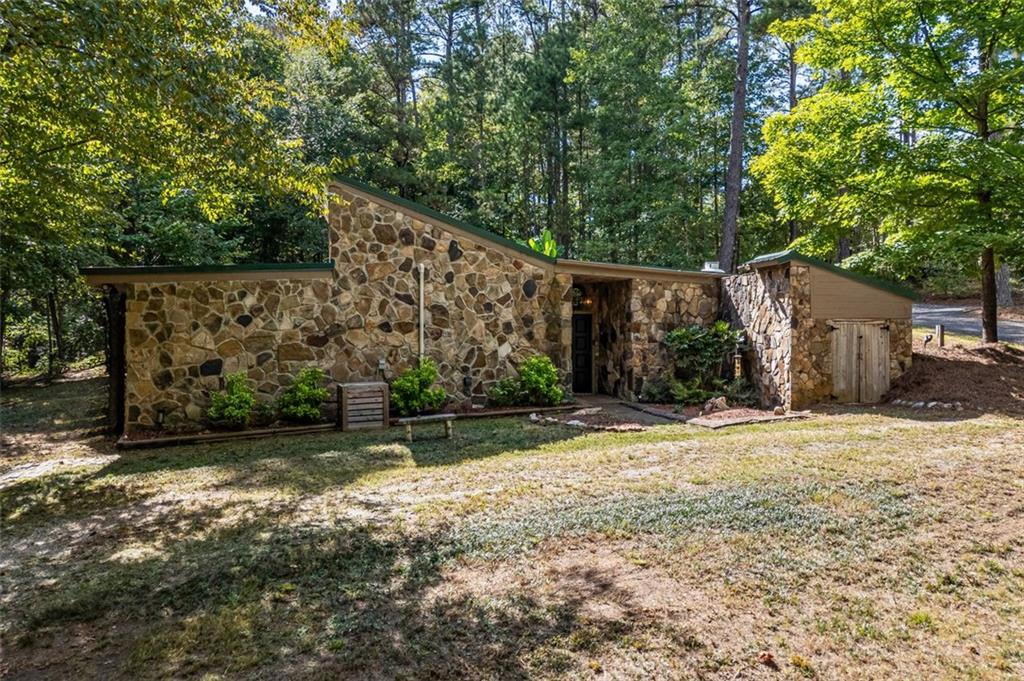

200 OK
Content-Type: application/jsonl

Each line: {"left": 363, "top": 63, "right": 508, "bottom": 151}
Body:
{"left": 831, "top": 321, "right": 890, "bottom": 403}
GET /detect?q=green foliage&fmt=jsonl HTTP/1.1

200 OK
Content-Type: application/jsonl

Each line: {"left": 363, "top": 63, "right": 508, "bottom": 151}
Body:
{"left": 207, "top": 372, "right": 257, "bottom": 429}
{"left": 640, "top": 373, "right": 756, "bottom": 408}
{"left": 390, "top": 358, "right": 447, "bottom": 417}
{"left": 724, "top": 377, "right": 757, "bottom": 407}
{"left": 527, "top": 229, "right": 559, "bottom": 258}
{"left": 487, "top": 378, "right": 524, "bottom": 408}
{"left": 755, "top": 0, "right": 1024, "bottom": 285}
{"left": 517, "top": 355, "right": 564, "bottom": 406}
{"left": 670, "top": 378, "right": 718, "bottom": 407}
{"left": 663, "top": 321, "right": 744, "bottom": 388}
{"left": 488, "top": 355, "right": 564, "bottom": 407}
{"left": 639, "top": 375, "right": 674, "bottom": 404}
{"left": 277, "top": 367, "right": 329, "bottom": 423}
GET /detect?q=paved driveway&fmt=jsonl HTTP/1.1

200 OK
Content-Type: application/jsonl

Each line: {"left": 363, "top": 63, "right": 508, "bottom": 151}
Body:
{"left": 913, "top": 303, "right": 1024, "bottom": 343}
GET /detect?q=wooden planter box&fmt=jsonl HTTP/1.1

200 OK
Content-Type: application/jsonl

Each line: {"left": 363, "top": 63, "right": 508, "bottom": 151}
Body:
{"left": 338, "top": 382, "right": 389, "bottom": 431}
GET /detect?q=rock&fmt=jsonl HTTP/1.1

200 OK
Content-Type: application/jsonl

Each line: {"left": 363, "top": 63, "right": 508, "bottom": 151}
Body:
{"left": 703, "top": 396, "right": 728, "bottom": 413}
{"left": 278, "top": 343, "right": 314, "bottom": 362}
{"left": 372, "top": 223, "right": 397, "bottom": 244}
{"left": 367, "top": 262, "right": 396, "bottom": 281}
{"left": 912, "top": 401, "right": 925, "bottom": 409}
{"left": 199, "top": 358, "right": 223, "bottom": 376}
{"left": 448, "top": 239, "right": 463, "bottom": 261}
{"left": 572, "top": 407, "right": 602, "bottom": 416}
{"left": 773, "top": 406, "right": 785, "bottom": 416}
{"left": 216, "top": 338, "right": 244, "bottom": 357}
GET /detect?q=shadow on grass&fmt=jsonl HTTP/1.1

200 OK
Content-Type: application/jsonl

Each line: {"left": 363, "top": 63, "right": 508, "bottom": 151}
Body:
{"left": 0, "top": 376, "right": 112, "bottom": 458}
{"left": 101, "top": 417, "right": 586, "bottom": 485}
{"left": 6, "top": 510, "right": 627, "bottom": 679}
{"left": 0, "top": 418, "right": 586, "bottom": 533}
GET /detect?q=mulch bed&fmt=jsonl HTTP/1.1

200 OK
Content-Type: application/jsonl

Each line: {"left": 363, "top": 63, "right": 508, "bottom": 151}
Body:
{"left": 887, "top": 339, "right": 1024, "bottom": 415}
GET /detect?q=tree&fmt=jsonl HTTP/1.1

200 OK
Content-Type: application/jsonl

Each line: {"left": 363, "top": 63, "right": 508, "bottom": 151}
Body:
{"left": 0, "top": 0, "right": 337, "bottom": 283}
{"left": 755, "top": 0, "right": 1024, "bottom": 341}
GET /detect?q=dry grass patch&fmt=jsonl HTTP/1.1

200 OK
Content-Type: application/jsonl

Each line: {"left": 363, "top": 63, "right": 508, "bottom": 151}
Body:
{"left": 2, "top": 375, "right": 1023, "bottom": 679}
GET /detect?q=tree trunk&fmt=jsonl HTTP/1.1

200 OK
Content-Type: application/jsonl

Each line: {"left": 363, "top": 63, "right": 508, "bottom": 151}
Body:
{"left": 837, "top": 236, "right": 851, "bottom": 262}
{"left": 45, "top": 295, "right": 54, "bottom": 376}
{"left": 47, "top": 290, "right": 64, "bottom": 364}
{"left": 996, "top": 263, "right": 1013, "bottom": 307}
{"left": 786, "top": 42, "right": 798, "bottom": 243}
{"left": 976, "top": 38, "right": 998, "bottom": 342}
{"left": 0, "top": 287, "right": 8, "bottom": 378}
{"left": 719, "top": 0, "right": 749, "bottom": 273}
{"left": 981, "top": 246, "right": 998, "bottom": 342}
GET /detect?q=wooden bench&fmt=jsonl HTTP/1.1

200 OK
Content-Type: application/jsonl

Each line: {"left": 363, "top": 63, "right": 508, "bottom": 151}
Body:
{"left": 396, "top": 413, "right": 456, "bottom": 442}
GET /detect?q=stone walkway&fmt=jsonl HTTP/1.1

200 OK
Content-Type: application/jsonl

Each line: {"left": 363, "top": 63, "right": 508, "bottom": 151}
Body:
{"left": 572, "top": 394, "right": 677, "bottom": 426}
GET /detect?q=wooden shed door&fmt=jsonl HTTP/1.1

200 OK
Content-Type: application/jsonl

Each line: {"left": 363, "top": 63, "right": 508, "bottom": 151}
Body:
{"left": 831, "top": 322, "right": 890, "bottom": 403}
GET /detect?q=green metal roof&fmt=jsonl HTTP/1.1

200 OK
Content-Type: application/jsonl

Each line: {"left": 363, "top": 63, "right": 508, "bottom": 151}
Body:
{"left": 80, "top": 261, "right": 334, "bottom": 276}
{"left": 744, "top": 249, "right": 919, "bottom": 300}
{"left": 332, "top": 176, "right": 557, "bottom": 265}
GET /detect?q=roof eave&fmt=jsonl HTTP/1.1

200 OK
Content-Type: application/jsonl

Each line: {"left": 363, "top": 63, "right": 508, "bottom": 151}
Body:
{"left": 80, "top": 261, "right": 335, "bottom": 286}
{"left": 742, "top": 250, "right": 919, "bottom": 301}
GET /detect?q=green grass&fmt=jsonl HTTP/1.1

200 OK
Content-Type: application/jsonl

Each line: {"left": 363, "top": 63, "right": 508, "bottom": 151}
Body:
{"left": 2, "top": 376, "right": 1023, "bottom": 679}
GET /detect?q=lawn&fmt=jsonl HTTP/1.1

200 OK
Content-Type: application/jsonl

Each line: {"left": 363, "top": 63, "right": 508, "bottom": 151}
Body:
{"left": 2, "top": 376, "right": 1023, "bottom": 679}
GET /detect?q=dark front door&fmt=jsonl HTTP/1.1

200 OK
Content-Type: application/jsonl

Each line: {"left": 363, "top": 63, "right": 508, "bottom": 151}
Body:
{"left": 572, "top": 313, "right": 593, "bottom": 393}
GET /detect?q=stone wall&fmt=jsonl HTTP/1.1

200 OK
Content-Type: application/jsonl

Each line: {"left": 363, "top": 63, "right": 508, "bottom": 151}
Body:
{"left": 122, "top": 185, "right": 569, "bottom": 431}
{"left": 627, "top": 278, "right": 719, "bottom": 399}
{"left": 788, "top": 265, "right": 831, "bottom": 408}
{"left": 721, "top": 265, "right": 793, "bottom": 408}
{"left": 724, "top": 264, "right": 914, "bottom": 410}
{"left": 326, "top": 186, "right": 570, "bottom": 401}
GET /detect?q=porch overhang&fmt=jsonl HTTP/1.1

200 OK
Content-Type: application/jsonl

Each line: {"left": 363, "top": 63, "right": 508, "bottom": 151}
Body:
{"left": 555, "top": 258, "right": 722, "bottom": 283}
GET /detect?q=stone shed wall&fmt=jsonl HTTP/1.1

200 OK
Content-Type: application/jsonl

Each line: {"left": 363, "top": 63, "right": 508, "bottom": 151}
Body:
{"left": 723, "top": 263, "right": 914, "bottom": 410}
{"left": 627, "top": 278, "right": 719, "bottom": 399}
{"left": 121, "top": 184, "right": 570, "bottom": 432}
{"left": 721, "top": 265, "right": 793, "bottom": 408}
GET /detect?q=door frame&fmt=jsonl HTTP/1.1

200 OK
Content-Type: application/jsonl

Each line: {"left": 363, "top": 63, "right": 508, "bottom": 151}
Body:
{"left": 571, "top": 311, "right": 595, "bottom": 394}
{"left": 830, "top": 319, "right": 890, "bottom": 403}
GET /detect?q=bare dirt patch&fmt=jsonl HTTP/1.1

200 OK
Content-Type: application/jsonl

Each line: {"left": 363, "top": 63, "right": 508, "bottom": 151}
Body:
{"left": 888, "top": 338, "right": 1024, "bottom": 414}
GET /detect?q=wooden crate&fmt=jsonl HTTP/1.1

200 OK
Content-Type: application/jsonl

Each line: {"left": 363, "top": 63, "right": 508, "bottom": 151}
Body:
{"left": 338, "top": 382, "right": 389, "bottom": 431}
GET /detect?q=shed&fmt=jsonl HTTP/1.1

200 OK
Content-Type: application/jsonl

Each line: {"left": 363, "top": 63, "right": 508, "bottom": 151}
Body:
{"left": 725, "top": 250, "right": 917, "bottom": 408}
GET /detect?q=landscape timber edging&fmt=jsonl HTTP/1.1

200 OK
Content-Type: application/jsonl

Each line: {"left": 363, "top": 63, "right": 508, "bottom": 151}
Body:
{"left": 115, "top": 404, "right": 575, "bottom": 450}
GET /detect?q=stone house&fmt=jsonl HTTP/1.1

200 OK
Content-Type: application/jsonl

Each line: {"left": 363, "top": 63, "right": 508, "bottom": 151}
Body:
{"left": 83, "top": 177, "right": 915, "bottom": 434}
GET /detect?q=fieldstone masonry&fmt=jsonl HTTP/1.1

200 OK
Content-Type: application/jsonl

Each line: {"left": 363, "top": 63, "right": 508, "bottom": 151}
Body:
{"left": 123, "top": 185, "right": 572, "bottom": 430}
{"left": 723, "top": 263, "right": 912, "bottom": 410}
{"left": 721, "top": 265, "right": 793, "bottom": 407}
{"left": 114, "top": 180, "right": 913, "bottom": 432}
{"left": 627, "top": 279, "right": 719, "bottom": 398}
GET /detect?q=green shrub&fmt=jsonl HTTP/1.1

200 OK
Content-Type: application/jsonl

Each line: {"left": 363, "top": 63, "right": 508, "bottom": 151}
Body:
{"left": 390, "top": 358, "right": 447, "bottom": 416}
{"left": 487, "top": 377, "right": 523, "bottom": 407}
{"left": 639, "top": 375, "right": 674, "bottom": 403}
{"left": 670, "top": 377, "right": 717, "bottom": 406}
{"left": 487, "top": 355, "right": 564, "bottom": 407}
{"left": 207, "top": 372, "right": 256, "bottom": 429}
{"left": 251, "top": 400, "right": 277, "bottom": 427}
{"left": 663, "top": 321, "right": 744, "bottom": 388}
{"left": 518, "top": 355, "right": 563, "bottom": 406}
{"left": 278, "top": 367, "right": 329, "bottom": 422}
{"left": 724, "top": 377, "right": 757, "bottom": 407}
